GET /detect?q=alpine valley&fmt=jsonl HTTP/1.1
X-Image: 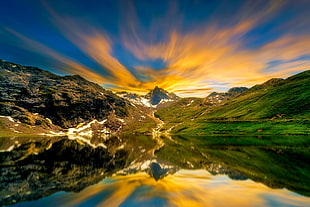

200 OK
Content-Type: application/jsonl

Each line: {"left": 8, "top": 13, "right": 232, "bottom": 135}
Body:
{"left": 0, "top": 59, "right": 309, "bottom": 137}
{"left": 1, "top": 60, "right": 310, "bottom": 206}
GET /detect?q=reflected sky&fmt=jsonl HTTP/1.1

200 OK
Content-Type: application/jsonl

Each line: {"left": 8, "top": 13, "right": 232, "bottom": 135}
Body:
{"left": 0, "top": 0, "right": 309, "bottom": 96}
{"left": 12, "top": 170, "right": 310, "bottom": 207}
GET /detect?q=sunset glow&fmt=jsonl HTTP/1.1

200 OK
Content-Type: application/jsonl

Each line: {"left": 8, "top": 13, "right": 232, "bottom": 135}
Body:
{"left": 0, "top": 0, "right": 309, "bottom": 96}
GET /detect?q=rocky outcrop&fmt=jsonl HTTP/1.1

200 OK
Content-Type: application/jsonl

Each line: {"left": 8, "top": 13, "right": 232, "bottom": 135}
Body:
{"left": 118, "top": 86, "right": 179, "bottom": 108}
{"left": 205, "top": 87, "right": 248, "bottom": 104}
{"left": 145, "top": 86, "right": 179, "bottom": 105}
{"left": 0, "top": 60, "right": 128, "bottom": 128}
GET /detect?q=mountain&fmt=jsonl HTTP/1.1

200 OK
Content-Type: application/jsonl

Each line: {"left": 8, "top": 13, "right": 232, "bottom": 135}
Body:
{"left": 145, "top": 86, "right": 179, "bottom": 105}
{"left": 155, "top": 70, "right": 310, "bottom": 135}
{"left": 0, "top": 60, "right": 128, "bottom": 128}
{"left": 205, "top": 87, "right": 248, "bottom": 105}
{"left": 1, "top": 59, "right": 309, "bottom": 136}
{"left": 203, "top": 70, "right": 310, "bottom": 120}
{"left": 116, "top": 91, "right": 153, "bottom": 107}
{"left": 0, "top": 60, "right": 157, "bottom": 135}
{"left": 117, "top": 86, "right": 179, "bottom": 108}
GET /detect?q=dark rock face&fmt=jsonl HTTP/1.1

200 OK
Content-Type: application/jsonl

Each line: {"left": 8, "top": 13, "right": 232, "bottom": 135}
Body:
{"left": 227, "top": 87, "right": 248, "bottom": 93}
{"left": 149, "top": 162, "right": 169, "bottom": 181}
{"left": 0, "top": 137, "right": 129, "bottom": 206}
{"left": 205, "top": 87, "right": 248, "bottom": 104}
{"left": 145, "top": 86, "right": 179, "bottom": 105}
{"left": 0, "top": 60, "right": 128, "bottom": 128}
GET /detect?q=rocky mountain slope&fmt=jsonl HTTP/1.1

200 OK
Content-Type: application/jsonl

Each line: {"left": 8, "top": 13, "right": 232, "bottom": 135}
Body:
{"left": 0, "top": 60, "right": 128, "bottom": 128}
{"left": 0, "top": 60, "right": 157, "bottom": 135}
{"left": 205, "top": 87, "right": 248, "bottom": 105}
{"left": 145, "top": 86, "right": 179, "bottom": 106}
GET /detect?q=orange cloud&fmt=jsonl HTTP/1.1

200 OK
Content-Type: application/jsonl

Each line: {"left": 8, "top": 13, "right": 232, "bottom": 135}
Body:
{"left": 8, "top": 0, "right": 309, "bottom": 97}
{"left": 120, "top": 2, "right": 309, "bottom": 96}
{"left": 41, "top": 2, "right": 142, "bottom": 90}
{"left": 5, "top": 28, "right": 106, "bottom": 84}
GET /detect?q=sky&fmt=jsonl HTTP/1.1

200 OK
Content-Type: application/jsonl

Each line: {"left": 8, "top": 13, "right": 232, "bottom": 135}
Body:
{"left": 0, "top": 0, "right": 309, "bottom": 97}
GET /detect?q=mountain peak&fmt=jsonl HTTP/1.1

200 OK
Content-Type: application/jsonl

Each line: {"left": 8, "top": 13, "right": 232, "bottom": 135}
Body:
{"left": 146, "top": 87, "right": 179, "bottom": 105}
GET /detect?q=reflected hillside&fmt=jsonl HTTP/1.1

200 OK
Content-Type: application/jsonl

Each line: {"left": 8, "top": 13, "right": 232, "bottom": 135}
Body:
{"left": 1, "top": 134, "right": 310, "bottom": 206}
{"left": 156, "top": 135, "right": 310, "bottom": 196}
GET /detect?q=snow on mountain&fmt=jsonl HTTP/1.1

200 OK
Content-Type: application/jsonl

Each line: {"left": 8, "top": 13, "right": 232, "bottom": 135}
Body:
{"left": 116, "top": 86, "right": 179, "bottom": 108}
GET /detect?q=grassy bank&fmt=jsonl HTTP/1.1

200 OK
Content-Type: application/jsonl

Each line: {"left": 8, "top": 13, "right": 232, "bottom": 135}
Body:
{"left": 162, "top": 119, "right": 310, "bottom": 136}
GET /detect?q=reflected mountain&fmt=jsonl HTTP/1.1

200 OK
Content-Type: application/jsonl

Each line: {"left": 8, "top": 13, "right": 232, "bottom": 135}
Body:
{"left": 1, "top": 134, "right": 310, "bottom": 206}
{"left": 0, "top": 136, "right": 130, "bottom": 205}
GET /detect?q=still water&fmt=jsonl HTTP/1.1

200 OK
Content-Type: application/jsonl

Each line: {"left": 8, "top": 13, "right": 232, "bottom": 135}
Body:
{"left": 1, "top": 134, "right": 310, "bottom": 206}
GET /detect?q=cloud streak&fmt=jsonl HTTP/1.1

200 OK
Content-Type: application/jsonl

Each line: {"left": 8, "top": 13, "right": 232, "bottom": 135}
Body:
{"left": 4, "top": 28, "right": 107, "bottom": 84}
{"left": 1, "top": 0, "right": 309, "bottom": 97}
{"left": 120, "top": 1, "right": 310, "bottom": 96}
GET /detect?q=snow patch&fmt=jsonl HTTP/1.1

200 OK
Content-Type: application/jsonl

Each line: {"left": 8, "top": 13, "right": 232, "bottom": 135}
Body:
{"left": 49, "top": 131, "right": 66, "bottom": 136}
{"left": 0, "top": 145, "right": 15, "bottom": 152}
{"left": 68, "top": 136, "right": 107, "bottom": 149}
{"left": 0, "top": 116, "right": 15, "bottom": 122}
{"left": 159, "top": 99, "right": 173, "bottom": 104}
{"left": 118, "top": 118, "right": 125, "bottom": 123}
{"left": 45, "top": 118, "right": 53, "bottom": 125}
{"left": 10, "top": 128, "right": 21, "bottom": 133}
{"left": 0, "top": 140, "right": 19, "bottom": 152}
{"left": 186, "top": 100, "right": 194, "bottom": 106}
{"left": 140, "top": 97, "right": 152, "bottom": 107}
{"left": 67, "top": 119, "right": 107, "bottom": 135}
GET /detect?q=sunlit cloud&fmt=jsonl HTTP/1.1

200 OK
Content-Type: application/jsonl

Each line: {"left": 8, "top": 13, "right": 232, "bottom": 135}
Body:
{"left": 41, "top": 2, "right": 142, "bottom": 90}
{"left": 120, "top": 2, "right": 309, "bottom": 96}
{"left": 4, "top": 28, "right": 106, "bottom": 84}
{"left": 1, "top": 0, "right": 309, "bottom": 97}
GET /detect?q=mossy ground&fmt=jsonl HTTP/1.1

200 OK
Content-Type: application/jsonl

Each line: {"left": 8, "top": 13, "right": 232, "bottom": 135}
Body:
{"left": 167, "top": 119, "right": 310, "bottom": 136}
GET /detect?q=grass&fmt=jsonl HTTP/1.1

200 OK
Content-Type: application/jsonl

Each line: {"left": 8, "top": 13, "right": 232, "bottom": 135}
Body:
{"left": 170, "top": 119, "right": 310, "bottom": 136}
{"left": 199, "top": 70, "right": 310, "bottom": 120}
{"left": 155, "top": 70, "right": 310, "bottom": 136}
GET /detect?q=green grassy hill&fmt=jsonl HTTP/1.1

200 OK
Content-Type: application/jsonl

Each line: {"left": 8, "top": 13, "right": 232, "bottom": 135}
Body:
{"left": 156, "top": 70, "right": 310, "bottom": 135}
{"left": 203, "top": 70, "right": 310, "bottom": 120}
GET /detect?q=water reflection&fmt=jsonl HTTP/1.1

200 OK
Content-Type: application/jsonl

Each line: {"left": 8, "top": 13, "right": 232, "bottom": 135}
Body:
{"left": 1, "top": 134, "right": 310, "bottom": 206}
{"left": 9, "top": 171, "right": 310, "bottom": 207}
{"left": 156, "top": 135, "right": 310, "bottom": 197}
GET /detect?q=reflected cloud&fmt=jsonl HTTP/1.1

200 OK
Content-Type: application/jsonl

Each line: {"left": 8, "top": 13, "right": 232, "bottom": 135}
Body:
{"left": 42, "top": 170, "right": 310, "bottom": 207}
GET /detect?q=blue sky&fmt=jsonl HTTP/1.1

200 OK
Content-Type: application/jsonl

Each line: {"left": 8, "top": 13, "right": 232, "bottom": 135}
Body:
{"left": 0, "top": 0, "right": 309, "bottom": 96}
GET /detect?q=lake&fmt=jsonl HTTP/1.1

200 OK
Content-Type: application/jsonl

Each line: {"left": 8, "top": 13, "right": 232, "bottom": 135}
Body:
{"left": 1, "top": 134, "right": 310, "bottom": 206}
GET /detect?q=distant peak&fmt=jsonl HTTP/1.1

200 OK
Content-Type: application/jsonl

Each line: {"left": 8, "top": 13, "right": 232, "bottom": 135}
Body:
{"left": 152, "top": 86, "right": 164, "bottom": 92}
{"left": 145, "top": 86, "right": 178, "bottom": 105}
